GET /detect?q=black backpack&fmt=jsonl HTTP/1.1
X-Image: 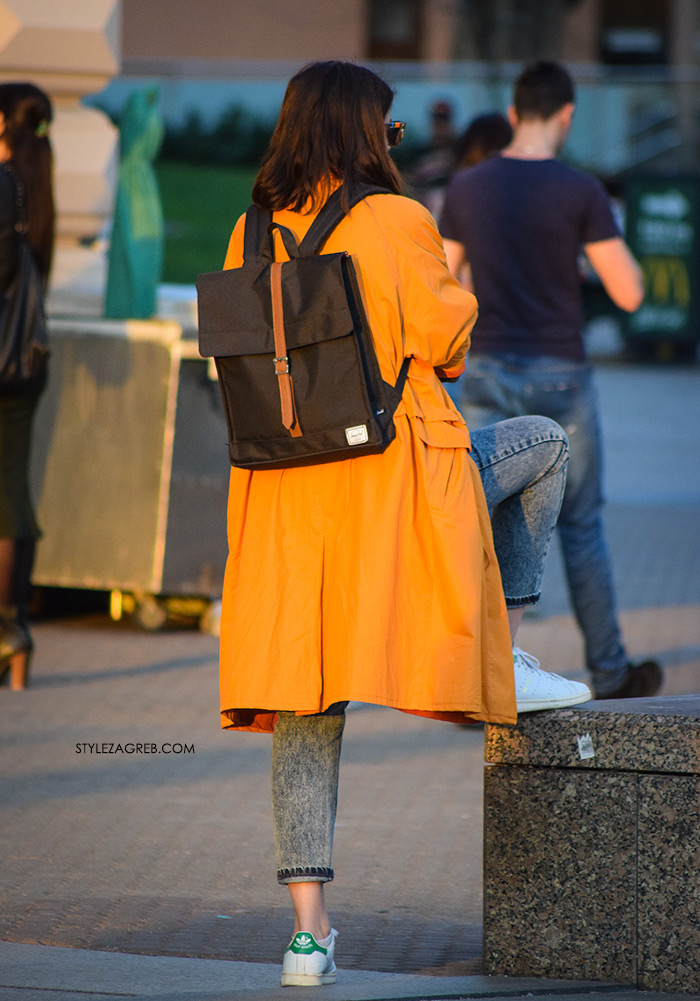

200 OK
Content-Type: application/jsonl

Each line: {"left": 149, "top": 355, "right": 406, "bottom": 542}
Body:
{"left": 197, "top": 184, "right": 410, "bottom": 469}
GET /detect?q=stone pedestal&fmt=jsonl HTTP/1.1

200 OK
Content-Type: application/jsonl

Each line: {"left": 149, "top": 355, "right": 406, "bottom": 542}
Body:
{"left": 483, "top": 696, "right": 700, "bottom": 994}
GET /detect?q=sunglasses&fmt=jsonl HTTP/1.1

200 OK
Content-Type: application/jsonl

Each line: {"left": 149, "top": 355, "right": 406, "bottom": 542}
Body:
{"left": 386, "top": 121, "right": 406, "bottom": 148}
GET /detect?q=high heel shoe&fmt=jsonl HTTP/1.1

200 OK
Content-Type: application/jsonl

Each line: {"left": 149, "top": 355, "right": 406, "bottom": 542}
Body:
{"left": 0, "top": 606, "right": 32, "bottom": 690}
{"left": 1, "top": 646, "right": 32, "bottom": 689}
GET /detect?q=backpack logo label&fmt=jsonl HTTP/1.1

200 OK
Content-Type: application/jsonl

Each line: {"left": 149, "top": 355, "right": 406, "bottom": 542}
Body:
{"left": 346, "top": 425, "right": 369, "bottom": 445}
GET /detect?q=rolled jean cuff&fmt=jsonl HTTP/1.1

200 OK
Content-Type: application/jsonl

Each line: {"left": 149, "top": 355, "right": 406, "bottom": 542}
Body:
{"left": 277, "top": 866, "right": 334, "bottom": 885}
{"left": 504, "top": 592, "right": 539, "bottom": 608}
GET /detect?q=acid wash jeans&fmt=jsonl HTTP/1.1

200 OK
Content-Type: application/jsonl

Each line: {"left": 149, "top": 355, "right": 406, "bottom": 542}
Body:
{"left": 459, "top": 352, "right": 630, "bottom": 697}
{"left": 272, "top": 413, "right": 568, "bottom": 884}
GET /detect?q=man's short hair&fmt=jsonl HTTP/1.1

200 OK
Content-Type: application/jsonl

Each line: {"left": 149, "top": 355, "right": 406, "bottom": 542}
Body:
{"left": 513, "top": 61, "right": 575, "bottom": 121}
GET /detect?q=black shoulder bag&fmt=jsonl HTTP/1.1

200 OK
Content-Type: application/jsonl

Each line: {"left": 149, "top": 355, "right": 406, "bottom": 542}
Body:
{"left": 0, "top": 164, "right": 50, "bottom": 394}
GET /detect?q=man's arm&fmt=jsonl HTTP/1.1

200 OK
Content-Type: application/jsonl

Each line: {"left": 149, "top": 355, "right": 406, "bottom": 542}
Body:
{"left": 442, "top": 238, "right": 474, "bottom": 292}
{"left": 584, "top": 236, "right": 644, "bottom": 313}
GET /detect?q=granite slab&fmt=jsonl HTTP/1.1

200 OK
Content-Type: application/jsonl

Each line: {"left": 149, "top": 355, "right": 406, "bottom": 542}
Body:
{"left": 483, "top": 766, "right": 638, "bottom": 984}
{"left": 484, "top": 696, "right": 700, "bottom": 774}
{"left": 637, "top": 773, "right": 700, "bottom": 993}
{"left": 483, "top": 696, "right": 700, "bottom": 993}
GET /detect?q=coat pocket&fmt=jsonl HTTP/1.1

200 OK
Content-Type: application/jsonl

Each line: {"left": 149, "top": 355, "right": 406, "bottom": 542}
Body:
{"left": 410, "top": 413, "right": 471, "bottom": 450}
{"left": 410, "top": 416, "right": 468, "bottom": 513}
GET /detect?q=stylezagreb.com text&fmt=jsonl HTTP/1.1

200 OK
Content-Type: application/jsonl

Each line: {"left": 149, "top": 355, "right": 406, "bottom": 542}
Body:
{"left": 76, "top": 742, "right": 194, "bottom": 754}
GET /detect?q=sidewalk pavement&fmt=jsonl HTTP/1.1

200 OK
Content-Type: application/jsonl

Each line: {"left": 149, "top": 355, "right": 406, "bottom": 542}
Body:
{"left": 1, "top": 941, "right": 696, "bottom": 1001}
{"left": 2, "top": 359, "right": 699, "bottom": 1001}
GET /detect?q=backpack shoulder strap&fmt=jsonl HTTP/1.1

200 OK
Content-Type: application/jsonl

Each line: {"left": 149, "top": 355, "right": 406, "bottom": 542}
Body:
{"left": 299, "top": 183, "right": 392, "bottom": 255}
{"left": 243, "top": 205, "right": 273, "bottom": 263}
{"left": 243, "top": 205, "right": 303, "bottom": 263}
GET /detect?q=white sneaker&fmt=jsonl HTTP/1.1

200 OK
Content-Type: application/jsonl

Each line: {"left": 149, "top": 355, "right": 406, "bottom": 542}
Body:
{"left": 513, "top": 647, "right": 592, "bottom": 713}
{"left": 281, "top": 929, "right": 338, "bottom": 986}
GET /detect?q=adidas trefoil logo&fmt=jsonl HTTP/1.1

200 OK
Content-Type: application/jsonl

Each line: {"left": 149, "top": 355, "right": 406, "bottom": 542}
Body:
{"left": 290, "top": 932, "right": 326, "bottom": 955}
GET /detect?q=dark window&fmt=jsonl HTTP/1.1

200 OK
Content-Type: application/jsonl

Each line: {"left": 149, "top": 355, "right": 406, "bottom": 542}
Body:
{"left": 367, "top": 0, "right": 423, "bottom": 60}
{"left": 600, "top": 0, "right": 670, "bottom": 65}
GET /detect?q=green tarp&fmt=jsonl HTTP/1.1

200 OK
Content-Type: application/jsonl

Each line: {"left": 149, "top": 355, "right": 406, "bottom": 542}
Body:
{"left": 104, "top": 88, "right": 164, "bottom": 320}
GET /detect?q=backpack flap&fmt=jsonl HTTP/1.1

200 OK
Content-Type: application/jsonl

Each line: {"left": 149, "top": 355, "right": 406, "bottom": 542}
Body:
{"left": 197, "top": 254, "right": 357, "bottom": 359}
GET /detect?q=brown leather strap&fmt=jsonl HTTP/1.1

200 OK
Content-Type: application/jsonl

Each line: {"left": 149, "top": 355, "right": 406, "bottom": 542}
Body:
{"left": 270, "top": 261, "right": 302, "bottom": 437}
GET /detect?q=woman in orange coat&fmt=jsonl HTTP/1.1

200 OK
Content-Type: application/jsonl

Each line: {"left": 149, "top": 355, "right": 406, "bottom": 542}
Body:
{"left": 216, "top": 61, "right": 590, "bottom": 986}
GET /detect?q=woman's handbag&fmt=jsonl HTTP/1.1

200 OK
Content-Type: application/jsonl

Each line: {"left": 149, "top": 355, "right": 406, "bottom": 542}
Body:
{"left": 0, "top": 166, "right": 49, "bottom": 393}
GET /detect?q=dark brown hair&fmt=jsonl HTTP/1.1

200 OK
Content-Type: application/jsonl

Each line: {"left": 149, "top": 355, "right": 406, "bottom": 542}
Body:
{"left": 513, "top": 61, "right": 575, "bottom": 122}
{"left": 455, "top": 112, "right": 512, "bottom": 168}
{"left": 0, "top": 82, "right": 55, "bottom": 280}
{"left": 252, "top": 61, "right": 403, "bottom": 212}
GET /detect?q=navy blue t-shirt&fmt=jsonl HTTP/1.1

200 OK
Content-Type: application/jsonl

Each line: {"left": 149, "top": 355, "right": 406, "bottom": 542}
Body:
{"left": 439, "top": 156, "right": 620, "bottom": 361}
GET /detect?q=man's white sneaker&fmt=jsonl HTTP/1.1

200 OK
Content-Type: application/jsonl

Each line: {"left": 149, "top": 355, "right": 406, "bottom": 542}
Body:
{"left": 514, "top": 647, "right": 592, "bottom": 712}
{"left": 281, "top": 929, "right": 338, "bottom": 987}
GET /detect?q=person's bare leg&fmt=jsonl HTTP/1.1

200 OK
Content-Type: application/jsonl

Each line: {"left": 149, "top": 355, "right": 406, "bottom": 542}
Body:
{"left": 507, "top": 606, "right": 524, "bottom": 643}
{"left": 288, "top": 881, "right": 331, "bottom": 939}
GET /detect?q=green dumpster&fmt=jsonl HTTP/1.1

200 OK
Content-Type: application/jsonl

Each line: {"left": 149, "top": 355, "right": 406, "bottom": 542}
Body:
{"left": 624, "top": 176, "right": 700, "bottom": 358}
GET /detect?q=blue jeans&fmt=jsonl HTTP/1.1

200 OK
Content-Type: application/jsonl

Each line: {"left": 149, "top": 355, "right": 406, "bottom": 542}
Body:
{"left": 271, "top": 414, "right": 568, "bottom": 884}
{"left": 470, "top": 416, "right": 568, "bottom": 607}
{"left": 459, "top": 352, "right": 629, "bottom": 696}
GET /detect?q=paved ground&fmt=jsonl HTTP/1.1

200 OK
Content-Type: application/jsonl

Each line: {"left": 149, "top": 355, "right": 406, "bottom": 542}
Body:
{"left": 6, "top": 943, "right": 699, "bottom": 1001}
{"left": 2, "top": 941, "right": 697, "bottom": 1001}
{"left": 1, "top": 357, "right": 699, "bottom": 999}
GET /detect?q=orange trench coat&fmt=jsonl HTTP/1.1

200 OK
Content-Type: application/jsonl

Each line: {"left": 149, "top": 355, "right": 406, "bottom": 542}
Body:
{"left": 218, "top": 193, "right": 516, "bottom": 732}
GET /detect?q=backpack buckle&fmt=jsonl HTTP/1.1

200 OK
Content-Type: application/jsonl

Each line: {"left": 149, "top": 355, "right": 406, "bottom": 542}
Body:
{"left": 274, "top": 355, "right": 290, "bottom": 375}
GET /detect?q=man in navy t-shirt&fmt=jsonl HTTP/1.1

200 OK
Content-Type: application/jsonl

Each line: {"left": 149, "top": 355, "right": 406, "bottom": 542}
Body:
{"left": 440, "top": 60, "right": 662, "bottom": 700}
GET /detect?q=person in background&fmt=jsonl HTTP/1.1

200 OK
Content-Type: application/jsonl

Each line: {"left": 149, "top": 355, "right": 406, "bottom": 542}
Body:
{"left": 0, "top": 82, "right": 54, "bottom": 690}
{"left": 215, "top": 60, "right": 590, "bottom": 989}
{"left": 454, "top": 111, "right": 512, "bottom": 169}
{"left": 440, "top": 61, "right": 662, "bottom": 700}
{"left": 406, "top": 98, "right": 457, "bottom": 218}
